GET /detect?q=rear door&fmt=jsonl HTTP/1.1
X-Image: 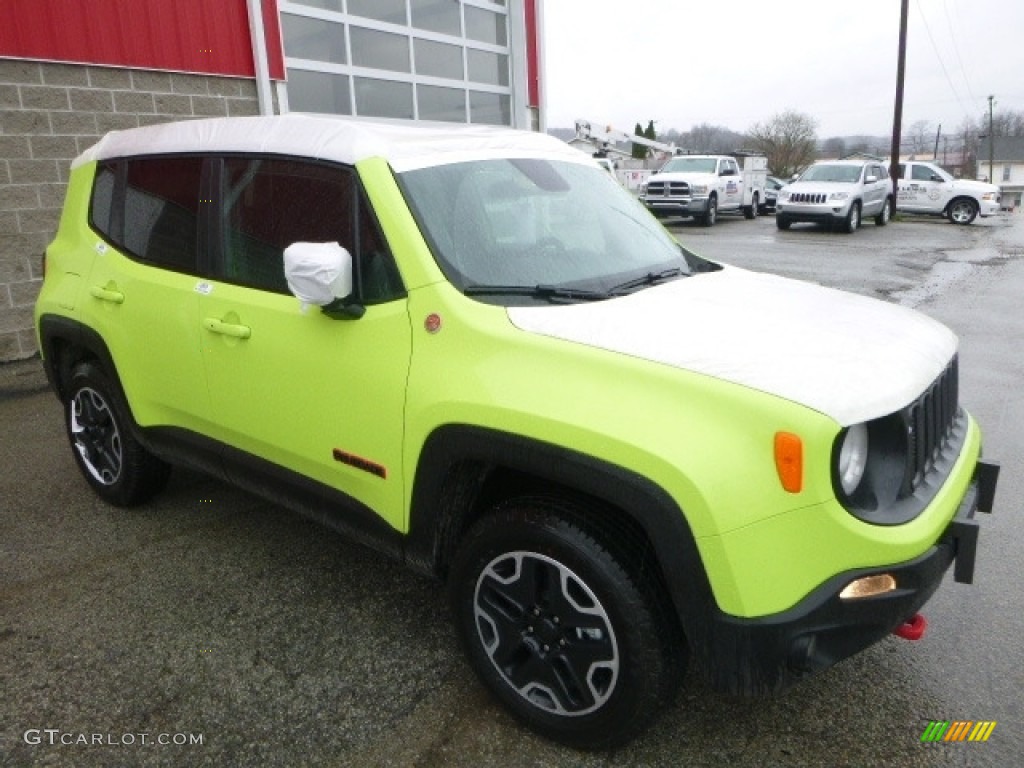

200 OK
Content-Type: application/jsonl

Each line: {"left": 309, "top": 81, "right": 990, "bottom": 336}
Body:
{"left": 83, "top": 156, "right": 212, "bottom": 432}
{"left": 197, "top": 156, "right": 411, "bottom": 529}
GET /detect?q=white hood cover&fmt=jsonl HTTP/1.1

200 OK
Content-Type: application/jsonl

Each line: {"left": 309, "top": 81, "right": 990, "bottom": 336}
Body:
{"left": 507, "top": 267, "right": 958, "bottom": 426}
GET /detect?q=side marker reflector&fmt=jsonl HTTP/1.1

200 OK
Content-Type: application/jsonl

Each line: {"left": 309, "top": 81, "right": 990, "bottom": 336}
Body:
{"left": 774, "top": 432, "right": 803, "bottom": 493}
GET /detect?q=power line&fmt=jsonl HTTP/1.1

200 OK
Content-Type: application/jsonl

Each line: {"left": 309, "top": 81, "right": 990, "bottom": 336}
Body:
{"left": 914, "top": 0, "right": 973, "bottom": 119}
{"left": 941, "top": 0, "right": 978, "bottom": 105}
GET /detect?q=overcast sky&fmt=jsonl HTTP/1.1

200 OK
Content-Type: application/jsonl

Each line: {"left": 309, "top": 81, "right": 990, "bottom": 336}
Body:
{"left": 540, "top": 0, "right": 1024, "bottom": 141}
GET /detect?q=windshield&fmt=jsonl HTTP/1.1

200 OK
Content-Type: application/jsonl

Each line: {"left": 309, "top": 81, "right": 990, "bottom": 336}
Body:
{"left": 659, "top": 157, "right": 718, "bottom": 174}
{"left": 398, "top": 158, "right": 708, "bottom": 304}
{"left": 799, "top": 164, "right": 863, "bottom": 183}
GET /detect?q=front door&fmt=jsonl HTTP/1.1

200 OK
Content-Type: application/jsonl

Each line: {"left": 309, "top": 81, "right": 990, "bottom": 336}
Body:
{"left": 898, "top": 163, "right": 945, "bottom": 214}
{"left": 198, "top": 156, "right": 411, "bottom": 529}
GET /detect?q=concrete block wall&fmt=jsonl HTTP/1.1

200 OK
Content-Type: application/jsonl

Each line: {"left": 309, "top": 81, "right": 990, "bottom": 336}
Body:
{"left": 0, "top": 59, "right": 267, "bottom": 362}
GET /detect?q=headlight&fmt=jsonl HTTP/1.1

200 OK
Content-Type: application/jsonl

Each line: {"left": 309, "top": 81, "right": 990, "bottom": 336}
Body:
{"left": 837, "top": 423, "right": 869, "bottom": 496}
{"left": 981, "top": 192, "right": 996, "bottom": 201}
{"left": 639, "top": 183, "right": 648, "bottom": 195}
{"left": 779, "top": 191, "right": 791, "bottom": 201}
{"left": 829, "top": 192, "right": 850, "bottom": 201}
{"left": 690, "top": 184, "right": 708, "bottom": 195}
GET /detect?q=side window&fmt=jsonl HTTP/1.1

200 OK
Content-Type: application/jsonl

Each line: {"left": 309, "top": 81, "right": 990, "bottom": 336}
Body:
{"left": 898, "top": 164, "right": 906, "bottom": 179}
{"left": 90, "top": 157, "right": 203, "bottom": 274}
{"left": 89, "top": 161, "right": 117, "bottom": 239}
{"left": 218, "top": 157, "right": 403, "bottom": 302}
{"left": 912, "top": 165, "right": 934, "bottom": 182}
{"left": 123, "top": 157, "right": 203, "bottom": 272}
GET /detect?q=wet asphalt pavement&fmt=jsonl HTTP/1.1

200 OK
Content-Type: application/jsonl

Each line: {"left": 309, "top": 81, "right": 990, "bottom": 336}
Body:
{"left": 1, "top": 212, "right": 1022, "bottom": 767}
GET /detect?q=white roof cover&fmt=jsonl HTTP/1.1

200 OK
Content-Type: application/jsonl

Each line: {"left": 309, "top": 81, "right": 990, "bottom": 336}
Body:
{"left": 73, "top": 115, "right": 590, "bottom": 173}
{"left": 508, "top": 266, "right": 958, "bottom": 426}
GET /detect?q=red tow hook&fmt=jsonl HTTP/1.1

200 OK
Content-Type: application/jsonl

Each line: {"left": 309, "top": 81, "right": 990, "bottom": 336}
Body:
{"left": 893, "top": 613, "right": 927, "bottom": 641}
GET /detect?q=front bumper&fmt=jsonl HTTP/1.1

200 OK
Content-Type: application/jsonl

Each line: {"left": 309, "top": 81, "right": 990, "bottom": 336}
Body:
{"left": 979, "top": 200, "right": 1002, "bottom": 217}
{"left": 640, "top": 196, "right": 710, "bottom": 216}
{"left": 697, "top": 459, "right": 999, "bottom": 695}
{"left": 776, "top": 200, "right": 852, "bottom": 224}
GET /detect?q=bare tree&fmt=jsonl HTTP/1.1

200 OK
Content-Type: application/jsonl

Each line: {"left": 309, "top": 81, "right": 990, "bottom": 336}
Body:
{"left": 746, "top": 110, "right": 818, "bottom": 177}
{"left": 681, "top": 123, "right": 747, "bottom": 154}
{"left": 821, "top": 136, "right": 846, "bottom": 158}
{"left": 985, "top": 108, "right": 1024, "bottom": 137}
{"left": 904, "top": 119, "right": 933, "bottom": 156}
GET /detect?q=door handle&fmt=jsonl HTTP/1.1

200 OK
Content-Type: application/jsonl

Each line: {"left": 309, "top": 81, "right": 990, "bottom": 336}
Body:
{"left": 89, "top": 284, "right": 125, "bottom": 304}
{"left": 203, "top": 317, "right": 251, "bottom": 339}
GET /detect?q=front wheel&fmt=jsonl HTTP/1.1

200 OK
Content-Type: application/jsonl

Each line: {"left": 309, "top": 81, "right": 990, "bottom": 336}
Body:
{"left": 776, "top": 216, "right": 791, "bottom": 230}
{"left": 701, "top": 196, "right": 717, "bottom": 227}
{"left": 874, "top": 197, "right": 892, "bottom": 226}
{"left": 948, "top": 198, "right": 979, "bottom": 225}
{"left": 64, "top": 361, "right": 171, "bottom": 506}
{"left": 449, "top": 497, "right": 684, "bottom": 749}
{"left": 842, "top": 201, "right": 861, "bottom": 233}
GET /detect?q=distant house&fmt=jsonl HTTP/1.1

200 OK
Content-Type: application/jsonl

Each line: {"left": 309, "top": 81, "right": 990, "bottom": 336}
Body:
{"left": 978, "top": 137, "right": 1024, "bottom": 210}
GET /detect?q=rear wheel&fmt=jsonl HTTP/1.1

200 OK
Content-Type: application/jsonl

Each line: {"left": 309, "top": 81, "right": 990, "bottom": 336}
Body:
{"left": 64, "top": 361, "right": 171, "bottom": 506}
{"left": 948, "top": 197, "right": 978, "bottom": 225}
{"left": 449, "top": 496, "right": 685, "bottom": 749}
{"left": 744, "top": 193, "right": 759, "bottom": 219}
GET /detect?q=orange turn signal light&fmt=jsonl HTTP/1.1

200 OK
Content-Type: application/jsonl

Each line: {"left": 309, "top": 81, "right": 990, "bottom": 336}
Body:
{"left": 774, "top": 432, "right": 803, "bottom": 493}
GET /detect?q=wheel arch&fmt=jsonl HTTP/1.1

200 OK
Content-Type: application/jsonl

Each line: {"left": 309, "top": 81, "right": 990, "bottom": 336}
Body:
{"left": 37, "top": 314, "right": 124, "bottom": 404}
{"left": 405, "top": 425, "right": 715, "bottom": 640}
{"left": 945, "top": 195, "right": 979, "bottom": 219}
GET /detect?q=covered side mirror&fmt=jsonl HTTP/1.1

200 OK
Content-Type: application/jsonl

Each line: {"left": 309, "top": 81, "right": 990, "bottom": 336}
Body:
{"left": 284, "top": 241, "right": 364, "bottom": 319}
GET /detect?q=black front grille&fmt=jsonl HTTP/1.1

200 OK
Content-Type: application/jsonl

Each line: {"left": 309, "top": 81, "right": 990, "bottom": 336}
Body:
{"left": 790, "top": 192, "right": 827, "bottom": 204}
{"left": 902, "top": 356, "right": 959, "bottom": 494}
{"left": 647, "top": 181, "right": 689, "bottom": 197}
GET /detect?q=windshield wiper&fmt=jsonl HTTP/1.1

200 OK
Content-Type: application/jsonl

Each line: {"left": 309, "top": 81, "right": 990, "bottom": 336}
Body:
{"left": 609, "top": 267, "right": 686, "bottom": 294}
{"left": 463, "top": 284, "right": 613, "bottom": 302}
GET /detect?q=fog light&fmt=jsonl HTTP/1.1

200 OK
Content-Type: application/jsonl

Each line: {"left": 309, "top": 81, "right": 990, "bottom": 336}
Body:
{"left": 839, "top": 573, "right": 896, "bottom": 600}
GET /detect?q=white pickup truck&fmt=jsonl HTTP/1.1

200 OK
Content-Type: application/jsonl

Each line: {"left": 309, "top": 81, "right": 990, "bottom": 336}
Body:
{"left": 639, "top": 153, "right": 767, "bottom": 226}
{"left": 896, "top": 161, "right": 1001, "bottom": 225}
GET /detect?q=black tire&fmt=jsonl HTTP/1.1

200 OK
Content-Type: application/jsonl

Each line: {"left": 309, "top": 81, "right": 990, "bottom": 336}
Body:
{"left": 64, "top": 361, "right": 171, "bottom": 506}
{"left": 874, "top": 197, "right": 892, "bottom": 226}
{"left": 776, "top": 216, "right": 791, "bottom": 230}
{"left": 744, "top": 193, "right": 758, "bottom": 219}
{"left": 947, "top": 197, "right": 978, "bottom": 225}
{"left": 449, "top": 497, "right": 685, "bottom": 749}
{"left": 842, "top": 201, "right": 861, "bottom": 234}
{"left": 701, "top": 195, "right": 717, "bottom": 227}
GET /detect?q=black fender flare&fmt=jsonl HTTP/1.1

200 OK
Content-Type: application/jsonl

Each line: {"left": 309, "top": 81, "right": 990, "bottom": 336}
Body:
{"left": 37, "top": 314, "right": 124, "bottom": 404}
{"left": 404, "top": 424, "right": 716, "bottom": 643}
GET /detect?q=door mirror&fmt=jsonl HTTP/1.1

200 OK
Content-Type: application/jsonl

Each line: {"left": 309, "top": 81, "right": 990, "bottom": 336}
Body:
{"left": 284, "top": 241, "right": 364, "bottom": 319}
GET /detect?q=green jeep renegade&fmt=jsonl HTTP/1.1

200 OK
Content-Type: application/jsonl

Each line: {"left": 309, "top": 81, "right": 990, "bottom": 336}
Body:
{"left": 34, "top": 115, "right": 998, "bottom": 748}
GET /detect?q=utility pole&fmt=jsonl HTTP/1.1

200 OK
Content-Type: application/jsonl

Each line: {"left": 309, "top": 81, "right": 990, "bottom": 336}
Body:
{"left": 933, "top": 124, "right": 941, "bottom": 160}
{"left": 890, "top": 0, "right": 909, "bottom": 187}
{"left": 988, "top": 95, "right": 996, "bottom": 184}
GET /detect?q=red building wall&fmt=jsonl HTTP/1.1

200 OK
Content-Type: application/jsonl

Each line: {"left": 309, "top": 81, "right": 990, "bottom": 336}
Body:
{"left": 0, "top": 0, "right": 284, "bottom": 80}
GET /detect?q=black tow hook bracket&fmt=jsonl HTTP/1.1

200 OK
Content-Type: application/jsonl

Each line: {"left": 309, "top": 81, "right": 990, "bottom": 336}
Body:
{"left": 975, "top": 460, "right": 999, "bottom": 513}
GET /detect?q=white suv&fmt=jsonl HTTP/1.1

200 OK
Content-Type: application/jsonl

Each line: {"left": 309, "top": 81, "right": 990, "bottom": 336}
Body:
{"left": 776, "top": 159, "right": 894, "bottom": 233}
